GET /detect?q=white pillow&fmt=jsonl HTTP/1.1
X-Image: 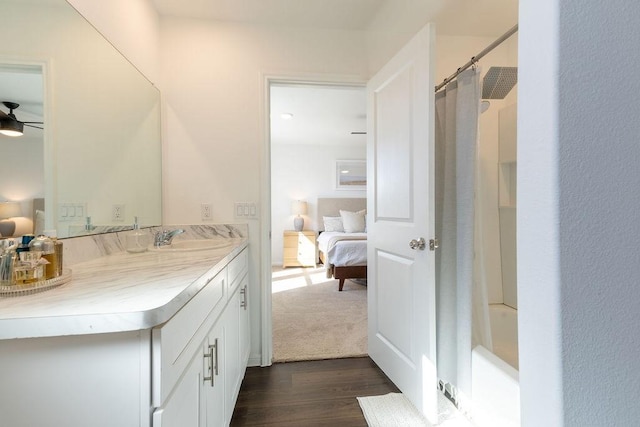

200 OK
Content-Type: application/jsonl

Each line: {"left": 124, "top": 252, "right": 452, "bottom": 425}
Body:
{"left": 323, "top": 216, "right": 344, "bottom": 232}
{"left": 34, "top": 209, "right": 45, "bottom": 236}
{"left": 340, "top": 209, "right": 366, "bottom": 233}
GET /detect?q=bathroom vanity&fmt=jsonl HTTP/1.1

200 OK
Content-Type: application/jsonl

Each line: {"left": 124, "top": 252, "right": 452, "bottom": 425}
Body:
{"left": 0, "top": 231, "right": 249, "bottom": 427}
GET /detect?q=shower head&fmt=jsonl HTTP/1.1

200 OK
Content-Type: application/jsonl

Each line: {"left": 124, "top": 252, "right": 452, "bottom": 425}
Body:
{"left": 482, "top": 67, "right": 518, "bottom": 99}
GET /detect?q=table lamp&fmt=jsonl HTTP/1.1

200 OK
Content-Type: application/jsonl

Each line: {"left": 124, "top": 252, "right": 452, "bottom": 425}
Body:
{"left": 291, "top": 200, "right": 307, "bottom": 232}
{"left": 0, "top": 202, "right": 22, "bottom": 237}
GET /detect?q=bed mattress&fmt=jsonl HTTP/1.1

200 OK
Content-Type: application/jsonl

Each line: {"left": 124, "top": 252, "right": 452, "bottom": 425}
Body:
{"left": 317, "top": 231, "right": 367, "bottom": 267}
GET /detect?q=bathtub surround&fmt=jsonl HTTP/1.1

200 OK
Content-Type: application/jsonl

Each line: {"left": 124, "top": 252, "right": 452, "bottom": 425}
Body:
{"left": 488, "top": 303, "right": 518, "bottom": 370}
{"left": 471, "top": 346, "right": 520, "bottom": 427}
{"left": 470, "top": 304, "right": 520, "bottom": 427}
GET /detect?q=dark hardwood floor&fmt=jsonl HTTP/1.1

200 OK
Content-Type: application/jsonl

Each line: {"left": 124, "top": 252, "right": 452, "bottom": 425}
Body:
{"left": 230, "top": 357, "right": 399, "bottom": 426}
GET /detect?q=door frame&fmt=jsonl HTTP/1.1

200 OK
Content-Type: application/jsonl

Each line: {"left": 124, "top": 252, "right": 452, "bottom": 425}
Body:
{"left": 259, "top": 73, "right": 367, "bottom": 366}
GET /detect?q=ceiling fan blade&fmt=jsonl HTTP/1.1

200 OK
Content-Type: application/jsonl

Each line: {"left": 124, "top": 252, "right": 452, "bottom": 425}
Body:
{"left": 21, "top": 121, "right": 44, "bottom": 125}
{"left": 24, "top": 123, "right": 44, "bottom": 130}
{"left": 0, "top": 110, "right": 8, "bottom": 118}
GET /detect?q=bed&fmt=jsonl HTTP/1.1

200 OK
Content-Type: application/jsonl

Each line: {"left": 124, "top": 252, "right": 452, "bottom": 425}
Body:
{"left": 316, "top": 197, "right": 367, "bottom": 291}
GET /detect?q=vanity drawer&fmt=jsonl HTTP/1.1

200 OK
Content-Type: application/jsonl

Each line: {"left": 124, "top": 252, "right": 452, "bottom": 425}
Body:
{"left": 152, "top": 267, "right": 227, "bottom": 406}
{"left": 228, "top": 248, "right": 248, "bottom": 294}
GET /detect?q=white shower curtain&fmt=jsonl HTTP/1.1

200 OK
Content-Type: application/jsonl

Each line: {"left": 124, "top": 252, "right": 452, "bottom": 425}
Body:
{"left": 435, "top": 68, "right": 492, "bottom": 400}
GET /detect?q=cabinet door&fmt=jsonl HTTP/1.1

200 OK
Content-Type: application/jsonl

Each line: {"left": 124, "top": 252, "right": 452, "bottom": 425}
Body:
{"left": 224, "top": 286, "right": 241, "bottom": 423}
{"left": 152, "top": 345, "right": 204, "bottom": 427}
{"left": 152, "top": 269, "right": 226, "bottom": 406}
{"left": 239, "top": 275, "right": 250, "bottom": 366}
{"left": 204, "top": 320, "right": 225, "bottom": 427}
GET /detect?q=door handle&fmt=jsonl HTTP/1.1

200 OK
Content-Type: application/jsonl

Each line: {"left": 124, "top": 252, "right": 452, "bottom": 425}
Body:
{"left": 409, "top": 238, "right": 426, "bottom": 251}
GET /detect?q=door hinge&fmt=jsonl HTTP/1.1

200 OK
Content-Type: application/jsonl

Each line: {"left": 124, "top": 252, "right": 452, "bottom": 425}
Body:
{"left": 429, "top": 238, "right": 439, "bottom": 251}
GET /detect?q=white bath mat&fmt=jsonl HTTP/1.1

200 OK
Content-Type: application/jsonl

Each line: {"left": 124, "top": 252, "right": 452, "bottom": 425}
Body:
{"left": 357, "top": 392, "right": 473, "bottom": 427}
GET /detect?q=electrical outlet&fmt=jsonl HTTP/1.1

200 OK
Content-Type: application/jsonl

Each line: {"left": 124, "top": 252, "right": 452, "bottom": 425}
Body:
{"left": 112, "top": 204, "right": 125, "bottom": 222}
{"left": 201, "top": 203, "right": 212, "bottom": 221}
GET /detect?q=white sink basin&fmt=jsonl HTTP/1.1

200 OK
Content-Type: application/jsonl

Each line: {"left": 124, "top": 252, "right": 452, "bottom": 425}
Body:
{"left": 149, "top": 239, "right": 232, "bottom": 252}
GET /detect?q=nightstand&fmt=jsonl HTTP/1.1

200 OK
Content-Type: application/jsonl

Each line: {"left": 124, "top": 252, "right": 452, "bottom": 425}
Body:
{"left": 282, "top": 230, "right": 317, "bottom": 267}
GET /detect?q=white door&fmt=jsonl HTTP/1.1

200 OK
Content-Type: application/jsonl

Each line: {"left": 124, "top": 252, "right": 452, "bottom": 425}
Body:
{"left": 367, "top": 24, "right": 437, "bottom": 423}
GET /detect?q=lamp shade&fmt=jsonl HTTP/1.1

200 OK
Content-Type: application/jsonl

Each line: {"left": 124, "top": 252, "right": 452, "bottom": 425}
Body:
{"left": 0, "top": 202, "right": 21, "bottom": 219}
{"left": 0, "top": 202, "right": 21, "bottom": 237}
{"left": 291, "top": 200, "right": 307, "bottom": 216}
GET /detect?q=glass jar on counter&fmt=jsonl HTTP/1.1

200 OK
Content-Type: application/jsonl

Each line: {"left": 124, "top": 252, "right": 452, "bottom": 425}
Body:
{"left": 28, "top": 235, "right": 58, "bottom": 280}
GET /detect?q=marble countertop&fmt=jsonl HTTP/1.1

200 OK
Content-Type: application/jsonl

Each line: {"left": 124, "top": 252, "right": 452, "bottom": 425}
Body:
{"left": 0, "top": 237, "right": 248, "bottom": 340}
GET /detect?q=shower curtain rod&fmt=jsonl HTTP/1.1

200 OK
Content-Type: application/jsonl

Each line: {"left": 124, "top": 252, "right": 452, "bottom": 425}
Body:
{"left": 435, "top": 24, "right": 518, "bottom": 92}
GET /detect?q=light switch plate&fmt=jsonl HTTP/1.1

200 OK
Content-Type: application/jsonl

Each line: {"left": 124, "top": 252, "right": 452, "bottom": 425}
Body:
{"left": 234, "top": 202, "right": 259, "bottom": 220}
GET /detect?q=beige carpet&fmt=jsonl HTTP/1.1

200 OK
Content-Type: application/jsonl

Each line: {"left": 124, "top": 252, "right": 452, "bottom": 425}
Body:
{"left": 272, "top": 266, "right": 367, "bottom": 362}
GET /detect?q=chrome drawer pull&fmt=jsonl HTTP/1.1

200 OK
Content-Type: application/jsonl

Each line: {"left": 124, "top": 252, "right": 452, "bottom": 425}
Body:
{"left": 240, "top": 285, "right": 248, "bottom": 310}
{"left": 203, "top": 339, "right": 218, "bottom": 387}
{"left": 203, "top": 343, "right": 214, "bottom": 386}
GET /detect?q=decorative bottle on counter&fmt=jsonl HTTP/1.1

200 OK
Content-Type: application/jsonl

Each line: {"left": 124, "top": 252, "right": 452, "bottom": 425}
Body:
{"left": 0, "top": 239, "right": 17, "bottom": 285}
{"left": 28, "top": 235, "right": 57, "bottom": 279}
{"left": 126, "top": 217, "right": 149, "bottom": 253}
{"left": 44, "top": 230, "right": 63, "bottom": 277}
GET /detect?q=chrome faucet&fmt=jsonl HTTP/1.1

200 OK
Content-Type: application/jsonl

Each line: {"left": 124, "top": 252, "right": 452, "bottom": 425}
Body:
{"left": 154, "top": 228, "right": 185, "bottom": 247}
{"left": 85, "top": 216, "right": 96, "bottom": 231}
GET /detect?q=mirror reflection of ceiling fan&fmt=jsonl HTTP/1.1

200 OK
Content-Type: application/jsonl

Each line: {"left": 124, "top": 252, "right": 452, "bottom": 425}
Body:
{"left": 0, "top": 101, "right": 44, "bottom": 137}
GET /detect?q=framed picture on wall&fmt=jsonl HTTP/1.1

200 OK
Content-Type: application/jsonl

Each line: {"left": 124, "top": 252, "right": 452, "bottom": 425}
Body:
{"left": 336, "top": 160, "right": 366, "bottom": 190}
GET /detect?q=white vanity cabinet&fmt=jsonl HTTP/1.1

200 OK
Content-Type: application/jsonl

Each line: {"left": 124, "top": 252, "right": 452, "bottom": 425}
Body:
{"left": 152, "top": 247, "right": 249, "bottom": 427}
{"left": 225, "top": 249, "right": 250, "bottom": 415}
{"left": 0, "top": 243, "right": 250, "bottom": 427}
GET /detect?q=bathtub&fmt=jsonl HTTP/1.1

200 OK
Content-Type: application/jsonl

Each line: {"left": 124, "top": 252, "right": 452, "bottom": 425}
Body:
{"left": 488, "top": 303, "right": 518, "bottom": 369}
{"left": 471, "top": 304, "right": 520, "bottom": 427}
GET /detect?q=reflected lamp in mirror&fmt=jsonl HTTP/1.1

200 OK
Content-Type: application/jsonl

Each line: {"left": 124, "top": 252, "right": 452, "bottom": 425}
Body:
{"left": 0, "top": 202, "right": 21, "bottom": 237}
{"left": 291, "top": 200, "right": 307, "bottom": 232}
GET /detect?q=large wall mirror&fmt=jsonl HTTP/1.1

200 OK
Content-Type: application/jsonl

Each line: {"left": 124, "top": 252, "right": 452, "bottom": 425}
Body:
{"left": 0, "top": 0, "right": 162, "bottom": 238}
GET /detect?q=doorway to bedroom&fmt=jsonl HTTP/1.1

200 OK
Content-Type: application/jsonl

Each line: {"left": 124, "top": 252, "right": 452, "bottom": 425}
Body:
{"left": 269, "top": 81, "right": 368, "bottom": 362}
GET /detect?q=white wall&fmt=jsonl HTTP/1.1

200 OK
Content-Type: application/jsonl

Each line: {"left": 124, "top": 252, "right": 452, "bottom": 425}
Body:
{"left": 67, "top": 0, "right": 160, "bottom": 84}
{"left": 271, "top": 143, "right": 366, "bottom": 265}
{"left": 519, "top": 1, "right": 640, "bottom": 425}
{"left": 159, "top": 17, "right": 369, "bottom": 363}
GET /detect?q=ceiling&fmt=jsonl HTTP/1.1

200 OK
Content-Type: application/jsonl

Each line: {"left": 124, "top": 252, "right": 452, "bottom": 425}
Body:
{"left": 152, "top": 0, "right": 386, "bottom": 31}
{"left": 151, "top": 0, "right": 518, "bottom": 37}
{"left": 270, "top": 84, "right": 366, "bottom": 147}
{"left": 153, "top": 0, "right": 517, "bottom": 147}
